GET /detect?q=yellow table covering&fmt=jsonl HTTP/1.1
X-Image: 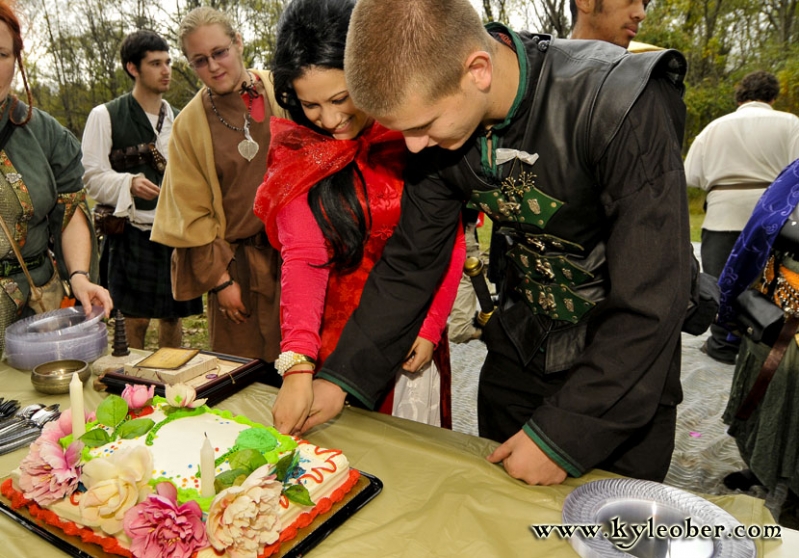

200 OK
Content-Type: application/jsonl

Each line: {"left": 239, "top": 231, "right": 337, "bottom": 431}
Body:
{"left": 0, "top": 361, "right": 790, "bottom": 557}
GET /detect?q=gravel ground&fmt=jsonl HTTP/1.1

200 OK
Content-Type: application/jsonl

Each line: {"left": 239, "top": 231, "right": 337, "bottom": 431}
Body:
{"left": 450, "top": 328, "right": 745, "bottom": 490}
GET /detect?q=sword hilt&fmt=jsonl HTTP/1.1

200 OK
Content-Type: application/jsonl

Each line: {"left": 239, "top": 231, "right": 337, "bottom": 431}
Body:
{"left": 464, "top": 256, "right": 494, "bottom": 327}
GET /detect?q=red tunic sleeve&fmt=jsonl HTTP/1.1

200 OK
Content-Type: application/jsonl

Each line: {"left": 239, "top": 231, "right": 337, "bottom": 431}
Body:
{"left": 276, "top": 195, "right": 330, "bottom": 358}
{"left": 418, "top": 217, "right": 466, "bottom": 345}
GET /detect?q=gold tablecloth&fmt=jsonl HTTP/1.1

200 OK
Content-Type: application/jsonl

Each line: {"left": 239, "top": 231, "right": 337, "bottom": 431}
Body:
{"left": 0, "top": 361, "right": 790, "bottom": 557}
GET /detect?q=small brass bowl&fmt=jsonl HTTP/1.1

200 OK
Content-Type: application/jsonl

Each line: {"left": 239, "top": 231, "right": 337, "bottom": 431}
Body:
{"left": 31, "top": 359, "right": 90, "bottom": 395}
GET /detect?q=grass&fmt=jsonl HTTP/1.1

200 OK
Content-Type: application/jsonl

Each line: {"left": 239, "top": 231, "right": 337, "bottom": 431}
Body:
{"left": 688, "top": 188, "right": 706, "bottom": 243}
{"left": 128, "top": 295, "right": 210, "bottom": 351}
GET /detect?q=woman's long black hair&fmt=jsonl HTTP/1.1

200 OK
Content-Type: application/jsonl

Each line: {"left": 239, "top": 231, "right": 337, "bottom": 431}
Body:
{"left": 272, "top": 0, "right": 369, "bottom": 272}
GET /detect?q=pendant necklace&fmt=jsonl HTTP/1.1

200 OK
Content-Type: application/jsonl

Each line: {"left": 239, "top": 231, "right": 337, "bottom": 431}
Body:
{"left": 208, "top": 85, "right": 260, "bottom": 162}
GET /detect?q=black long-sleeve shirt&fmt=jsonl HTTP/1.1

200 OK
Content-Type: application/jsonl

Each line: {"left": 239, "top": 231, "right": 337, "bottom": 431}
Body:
{"left": 318, "top": 31, "right": 691, "bottom": 474}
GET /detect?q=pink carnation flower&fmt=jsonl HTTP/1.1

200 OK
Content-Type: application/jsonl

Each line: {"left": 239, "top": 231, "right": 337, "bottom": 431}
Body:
{"left": 49, "top": 408, "right": 96, "bottom": 440}
{"left": 124, "top": 482, "right": 206, "bottom": 558}
{"left": 206, "top": 464, "right": 282, "bottom": 558}
{"left": 121, "top": 384, "right": 155, "bottom": 411}
{"left": 18, "top": 437, "right": 83, "bottom": 506}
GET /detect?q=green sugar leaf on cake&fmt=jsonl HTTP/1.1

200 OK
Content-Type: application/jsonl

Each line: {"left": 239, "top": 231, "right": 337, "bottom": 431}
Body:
{"left": 117, "top": 418, "right": 155, "bottom": 439}
{"left": 214, "top": 468, "right": 250, "bottom": 491}
{"left": 235, "top": 427, "right": 278, "bottom": 452}
{"left": 283, "top": 484, "right": 314, "bottom": 507}
{"left": 79, "top": 427, "right": 112, "bottom": 448}
{"left": 228, "top": 448, "right": 267, "bottom": 473}
{"left": 274, "top": 451, "right": 300, "bottom": 483}
{"left": 96, "top": 395, "right": 129, "bottom": 428}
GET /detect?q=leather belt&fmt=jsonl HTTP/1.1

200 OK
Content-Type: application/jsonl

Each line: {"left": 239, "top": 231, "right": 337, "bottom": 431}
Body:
{"left": 0, "top": 253, "right": 46, "bottom": 277}
{"left": 238, "top": 230, "right": 269, "bottom": 248}
{"left": 711, "top": 183, "right": 770, "bottom": 191}
{"left": 735, "top": 316, "right": 799, "bottom": 420}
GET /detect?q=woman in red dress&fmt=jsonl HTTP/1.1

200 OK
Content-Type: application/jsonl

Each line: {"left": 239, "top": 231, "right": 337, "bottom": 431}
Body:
{"left": 254, "top": 0, "right": 464, "bottom": 435}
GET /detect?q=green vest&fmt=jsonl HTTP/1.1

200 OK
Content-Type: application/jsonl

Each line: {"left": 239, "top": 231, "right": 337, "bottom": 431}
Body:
{"left": 105, "top": 93, "right": 177, "bottom": 211}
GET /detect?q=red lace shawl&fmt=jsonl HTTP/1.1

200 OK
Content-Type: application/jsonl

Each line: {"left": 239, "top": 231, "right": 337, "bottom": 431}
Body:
{"left": 255, "top": 118, "right": 463, "bottom": 367}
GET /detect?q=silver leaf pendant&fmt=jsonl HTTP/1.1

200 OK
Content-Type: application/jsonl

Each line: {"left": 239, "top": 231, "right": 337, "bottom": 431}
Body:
{"left": 238, "top": 139, "right": 259, "bottom": 161}
{"left": 238, "top": 116, "right": 260, "bottom": 161}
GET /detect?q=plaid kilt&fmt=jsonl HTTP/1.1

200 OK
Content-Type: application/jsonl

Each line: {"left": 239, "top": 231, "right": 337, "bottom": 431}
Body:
{"left": 106, "top": 225, "right": 202, "bottom": 318}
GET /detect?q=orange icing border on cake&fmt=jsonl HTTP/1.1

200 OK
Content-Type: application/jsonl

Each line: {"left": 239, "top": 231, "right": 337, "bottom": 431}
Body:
{"left": 1, "top": 478, "right": 131, "bottom": 557}
{"left": 279, "top": 441, "right": 344, "bottom": 509}
{"left": 3, "top": 468, "right": 362, "bottom": 558}
{"left": 261, "top": 468, "right": 361, "bottom": 557}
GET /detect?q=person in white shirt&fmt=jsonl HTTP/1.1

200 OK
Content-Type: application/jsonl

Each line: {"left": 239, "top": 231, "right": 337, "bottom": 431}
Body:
{"left": 685, "top": 70, "right": 799, "bottom": 364}
{"left": 81, "top": 30, "right": 202, "bottom": 349}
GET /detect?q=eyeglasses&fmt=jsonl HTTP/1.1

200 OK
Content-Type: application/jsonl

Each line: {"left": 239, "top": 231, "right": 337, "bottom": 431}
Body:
{"left": 188, "top": 41, "right": 234, "bottom": 70}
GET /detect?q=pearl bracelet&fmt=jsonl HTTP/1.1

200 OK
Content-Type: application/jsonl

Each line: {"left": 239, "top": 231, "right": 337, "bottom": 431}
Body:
{"left": 275, "top": 351, "right": 316, "bottom": 376}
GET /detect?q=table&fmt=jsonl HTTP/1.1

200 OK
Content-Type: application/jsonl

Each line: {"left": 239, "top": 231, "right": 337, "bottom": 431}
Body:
{"left": 0, "top": 362, "right": 793, "bottom": 557}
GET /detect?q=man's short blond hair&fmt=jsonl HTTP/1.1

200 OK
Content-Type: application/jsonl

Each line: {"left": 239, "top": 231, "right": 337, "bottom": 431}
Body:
{"left": 344, "top": 0, "right": 492, "bottom": 117}
{"left": 178, "top": 6, "right": 236, "bottom": 56}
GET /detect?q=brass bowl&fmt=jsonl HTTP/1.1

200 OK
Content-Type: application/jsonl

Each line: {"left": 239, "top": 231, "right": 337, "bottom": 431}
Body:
{"left": 31, "top": 359, "right": 90, "bottom": 395}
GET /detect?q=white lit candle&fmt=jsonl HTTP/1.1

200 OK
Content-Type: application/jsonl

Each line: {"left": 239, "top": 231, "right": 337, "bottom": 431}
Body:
{"left": 69, "top": 372, "right": 85, "bottom": 438}
{"left": 201, "top": 433, "right": 215, "bottom": 497}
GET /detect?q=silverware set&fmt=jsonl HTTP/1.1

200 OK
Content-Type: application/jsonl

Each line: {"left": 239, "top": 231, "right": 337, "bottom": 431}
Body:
{"left": 0, "top": 400, "right": 60, "bottom": 455}
{"left": 0, "top": 397, "right": 20, "bottom": 420}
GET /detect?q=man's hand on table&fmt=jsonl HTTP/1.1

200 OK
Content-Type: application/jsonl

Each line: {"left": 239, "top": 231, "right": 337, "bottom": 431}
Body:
{"left": 487, "top": 429, "right": 567, "bottom": 485}
{"left": 299, "top": 379, "right": 348, "bottom": 434}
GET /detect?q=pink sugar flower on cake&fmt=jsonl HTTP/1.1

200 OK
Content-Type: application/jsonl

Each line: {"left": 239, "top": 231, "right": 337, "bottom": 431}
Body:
{"left": 205, "top": 464, "right": 283, "bottom": 558}
{"left": 165, "top": 383, "right": 207, "bottom": 409}
{"left": 79, "top": 446, "right": 153, "bottom": 535}
{"left": 46, "top": 408, "right": 97, "bottom": 440}
{"left": 123, "top": 481, "right": 207, "bottom": 558}
{"left": 121, "top": 384, "right": 156, "bottom": 411}
{"left": 18, "top": 437, "right": 83, "bottom": 506}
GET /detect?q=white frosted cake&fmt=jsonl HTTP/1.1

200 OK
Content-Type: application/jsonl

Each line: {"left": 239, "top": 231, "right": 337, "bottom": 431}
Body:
{"left": 2, "top": 386, "right": 360, "bottom": 558}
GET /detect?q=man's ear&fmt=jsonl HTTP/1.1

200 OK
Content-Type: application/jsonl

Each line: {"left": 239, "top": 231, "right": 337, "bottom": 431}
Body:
{"left": 126, "top": 61, "right": 139, "bottom": 79}
{"left": 574, "top": 0, "right": 594, "bottom": 15}
{"left": 464, "top": 50, "right": 493, "bottom": 92}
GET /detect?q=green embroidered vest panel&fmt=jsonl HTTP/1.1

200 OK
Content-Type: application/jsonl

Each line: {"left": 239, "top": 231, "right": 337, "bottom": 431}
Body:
{"left": 455, "top": 36, "right": 686, "bottom": 324}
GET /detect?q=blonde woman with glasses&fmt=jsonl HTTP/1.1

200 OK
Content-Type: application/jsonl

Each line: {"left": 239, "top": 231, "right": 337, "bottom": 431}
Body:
{"left": 152, "top": 6, "right": 286, "bottom": 368}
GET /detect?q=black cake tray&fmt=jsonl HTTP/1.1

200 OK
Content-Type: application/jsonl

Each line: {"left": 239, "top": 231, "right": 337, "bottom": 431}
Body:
{"left": 0, "top": 470, "right": 382, "bottom": 558}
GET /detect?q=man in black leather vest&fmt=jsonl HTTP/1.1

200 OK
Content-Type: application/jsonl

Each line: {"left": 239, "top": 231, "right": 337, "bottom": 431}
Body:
{"left": 81, "top": 30, "right": 202, "bottom": 349}
{"left": 304, "top": 0, "right": 692, "bottom": 486}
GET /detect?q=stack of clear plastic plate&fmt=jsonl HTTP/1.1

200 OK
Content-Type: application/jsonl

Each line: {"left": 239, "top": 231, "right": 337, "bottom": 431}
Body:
{"left": 3, "top": 306, "right": 107, "bottom": 370}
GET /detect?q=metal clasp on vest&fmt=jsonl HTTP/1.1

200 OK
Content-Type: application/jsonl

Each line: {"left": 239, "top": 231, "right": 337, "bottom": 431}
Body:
{"left": 497, "top": 199, "right": 520, "bottom": 217}
{"left": 535, "top": 258, "right": 555, "bottom": 282}
{"left": 526, "top": 237, "right": 546, "bottom": 253}
{"left": 538, "top": 292, "right": 557, "bottom": 312}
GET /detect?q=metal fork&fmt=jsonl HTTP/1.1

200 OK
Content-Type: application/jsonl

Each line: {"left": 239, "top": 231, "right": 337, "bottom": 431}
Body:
{"left": 0, "top": 404, "right": 60, "bottom": 438}
{"left": 0, "top": 403, "right": 45, "bottom": 434}
{"left": 0, "top": 404, "right": 60, "bottom": 455}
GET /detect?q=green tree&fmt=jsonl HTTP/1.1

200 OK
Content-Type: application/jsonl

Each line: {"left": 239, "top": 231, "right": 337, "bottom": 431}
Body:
{"left": 18, "top": 0, "right": 287, "bottom": 137}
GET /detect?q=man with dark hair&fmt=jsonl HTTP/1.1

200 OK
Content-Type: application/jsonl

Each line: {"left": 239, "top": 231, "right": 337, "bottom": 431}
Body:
{"left": 82, "top": 29, "right": 202, "bottom": 348}
{"left": 570, "top": 0, "right": 649, "bottom": 48}
{"left": 685, "top": 70, "right": 799, "bottom": 364}
{"left": 302, "top": 0, "right": 693, "bottom": 486}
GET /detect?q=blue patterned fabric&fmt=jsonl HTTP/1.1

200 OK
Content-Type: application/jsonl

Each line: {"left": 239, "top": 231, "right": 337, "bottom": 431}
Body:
{"left": 717, "top": 159, "right": 799, "bottom": 327}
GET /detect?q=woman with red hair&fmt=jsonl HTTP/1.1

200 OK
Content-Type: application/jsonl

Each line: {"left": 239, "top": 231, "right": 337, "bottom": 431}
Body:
{"left": 0, "top": 1, "right": 112, "bottom": 353}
